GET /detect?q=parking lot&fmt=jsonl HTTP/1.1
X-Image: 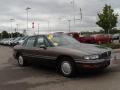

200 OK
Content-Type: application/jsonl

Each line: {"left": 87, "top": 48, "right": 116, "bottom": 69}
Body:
{"left": 0, "top": 45, "right": 120, "bottom": 90}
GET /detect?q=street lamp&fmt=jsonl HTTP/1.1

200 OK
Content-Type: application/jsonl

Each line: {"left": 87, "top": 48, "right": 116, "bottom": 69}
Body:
{"left": 38, "top": 24, "right": 40, "bottom": 35}
{"left": 70, "top": 0, "right": 75, "bottom": 24}
{"left": 119, "top": 33, "right": 120, "bottom": 43}
{"left": 16, "top": 24, "right": 19, "bottom": 32}
{"left": 68, "top": 20, "right": 71, "bottom": 32}
{"left": 10, "top": 19, "right": 15, "bottom": 38}
{"left": 0, "top": 25, "right": 3, "bottom": 39}
{"left": 25, "top": 7, "right": 31, "bottom": 34}
{"left": 48, "top": 21, "right": 50, "bottom": 33}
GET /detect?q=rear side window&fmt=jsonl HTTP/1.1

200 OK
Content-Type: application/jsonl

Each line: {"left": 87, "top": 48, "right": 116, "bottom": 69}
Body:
{"left": 25, "top": 37, "right": 36, "bottom": 47}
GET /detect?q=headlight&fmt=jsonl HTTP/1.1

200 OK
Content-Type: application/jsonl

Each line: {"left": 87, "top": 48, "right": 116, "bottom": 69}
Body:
{"left": 84, "top": 55, "right": 99, "bottom": 60}
{"left": 84, "top": 56, "right": 91, "bottom": 60}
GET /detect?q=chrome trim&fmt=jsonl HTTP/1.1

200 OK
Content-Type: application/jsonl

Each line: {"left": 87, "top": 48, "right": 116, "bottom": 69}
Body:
{"left": 23, "top": 54, "right": 57, "bottom": 60}
{"left": 75, "top": 59, "right": 110, "bottom": 64}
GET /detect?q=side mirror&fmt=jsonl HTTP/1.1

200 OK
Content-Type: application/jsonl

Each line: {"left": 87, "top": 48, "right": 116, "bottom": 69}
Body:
{"left": 40, "top": 45, "right": 47, "bottom": 49}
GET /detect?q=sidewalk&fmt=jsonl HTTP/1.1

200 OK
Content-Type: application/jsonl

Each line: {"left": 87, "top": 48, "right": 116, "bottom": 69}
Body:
{"left": 113, "top": 49, "right": 120, "bottom": 53}
{"left": 112, "top": 49, "right": 120, "bottom": 61}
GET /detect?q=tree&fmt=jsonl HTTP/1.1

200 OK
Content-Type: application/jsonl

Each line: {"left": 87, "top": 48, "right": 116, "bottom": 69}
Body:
{"left": 12, "top": 32, "right": 24, "bottom": 37}
{"left": 2, "top": 31, "right": 9, "bottom": 38}
{"left": 96, "top": 4, "right": 118, "bottom": 34}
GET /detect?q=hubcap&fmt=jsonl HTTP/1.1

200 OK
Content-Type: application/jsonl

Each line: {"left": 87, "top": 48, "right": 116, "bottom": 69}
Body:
{"left": 61, "top": 61, "right": 72, "bottom": 75}
{"left": 18, "top": 56, "right": 24, "bottom": 65}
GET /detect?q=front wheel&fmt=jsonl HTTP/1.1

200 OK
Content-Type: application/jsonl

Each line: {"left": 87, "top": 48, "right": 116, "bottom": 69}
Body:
{"left": 59, "top": 58, "right": 76, "bottom": 77}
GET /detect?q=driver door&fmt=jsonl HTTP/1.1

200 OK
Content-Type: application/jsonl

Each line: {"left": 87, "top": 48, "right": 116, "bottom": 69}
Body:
{"left": 33, "top": 36, "right": 57, "bottom": 63}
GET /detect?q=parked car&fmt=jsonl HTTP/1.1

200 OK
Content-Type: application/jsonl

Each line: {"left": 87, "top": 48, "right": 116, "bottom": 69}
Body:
{"left": 2, "top": 38, "right": 9, "bottom": 45}
{"left": 68, "top": 32, "right": 95, "bottom": 44}
{"left": 13, "top": 33, "right": 112, "bottom": 77}
{"left": 11, "top": 37, "right": 22, "bottom": 46}
{"left": 7, "top": 38, "right": 15, "bottom": 45}
{"left": 17, "top": 36, "right": 28, "bottom": 45}
{"left": 92, "top": 34, "right": 112, "bottom": 44}
{"left": 0, "top": 39, "right": 6, "bottom": 45}
{"left": 112, "top": 34, "right": 120, "bottom": 40}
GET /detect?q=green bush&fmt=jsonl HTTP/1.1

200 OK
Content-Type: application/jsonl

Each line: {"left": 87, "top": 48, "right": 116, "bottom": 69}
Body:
{"left": 101, "top": 43, "right": 120, "bottom": 49}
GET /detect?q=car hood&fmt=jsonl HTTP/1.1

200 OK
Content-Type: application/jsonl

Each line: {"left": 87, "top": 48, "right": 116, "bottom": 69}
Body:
{"left": 59, "top": 43, "right": 111, "bottom": 55}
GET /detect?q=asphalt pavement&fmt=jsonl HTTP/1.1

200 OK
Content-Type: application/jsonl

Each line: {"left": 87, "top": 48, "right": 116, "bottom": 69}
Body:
{"left": 0, "top": 45, "right": 120, "bottom": 90}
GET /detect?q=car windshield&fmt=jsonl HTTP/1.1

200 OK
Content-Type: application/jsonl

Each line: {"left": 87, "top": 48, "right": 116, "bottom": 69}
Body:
{"left": 48, "top": 34, "right": 81, "bottom": 46}
{"left": 20, "top": 36, "right": 28, "bottom": 40}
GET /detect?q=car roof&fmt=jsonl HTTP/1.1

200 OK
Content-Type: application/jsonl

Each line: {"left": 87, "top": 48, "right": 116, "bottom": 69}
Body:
{"left": 30, "top": 33, "right": 65, "bottom": 37}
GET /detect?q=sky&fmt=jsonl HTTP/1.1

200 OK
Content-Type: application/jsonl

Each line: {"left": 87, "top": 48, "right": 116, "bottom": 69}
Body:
{"left": 0, "top": 0, "right": 120, "bottom": 35}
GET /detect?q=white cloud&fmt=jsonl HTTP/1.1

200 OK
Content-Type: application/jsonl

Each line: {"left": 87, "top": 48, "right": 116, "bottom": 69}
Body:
{"left": 0, "top": 0, "right": 119, "bottom": 34}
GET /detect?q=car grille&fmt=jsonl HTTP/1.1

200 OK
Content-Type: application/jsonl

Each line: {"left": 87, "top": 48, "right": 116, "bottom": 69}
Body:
{"left": 100, "top": 51, "right": 111, "bottom": 59}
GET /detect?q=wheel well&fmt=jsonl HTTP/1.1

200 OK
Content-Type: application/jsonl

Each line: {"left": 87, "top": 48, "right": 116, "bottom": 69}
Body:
{"left": 16, "top": 52, "right": 21, "bottom": 59}
{"left": 56, "top": 55, "right": 74, "bottom": 64}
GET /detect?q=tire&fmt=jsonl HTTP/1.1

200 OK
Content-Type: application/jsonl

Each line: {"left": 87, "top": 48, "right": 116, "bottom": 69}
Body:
{"left": 59, "top": 57, "right": 76, "bottom": 77}
{"left": 17, "top": 55, "right": 28, "bottom": 67}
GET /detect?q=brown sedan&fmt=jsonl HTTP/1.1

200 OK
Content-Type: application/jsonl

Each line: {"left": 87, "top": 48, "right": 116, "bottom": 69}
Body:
{"left": 13, "top": 33, "right": 111, "bottom": 77}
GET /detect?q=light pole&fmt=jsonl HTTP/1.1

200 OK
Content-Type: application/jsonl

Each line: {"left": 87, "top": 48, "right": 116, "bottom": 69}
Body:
{"left": 16, "top": 24, "right": 19, "bottom": 37}
{"left": 1, "top": 32, "right": 2, "bottom": 40}
{"left": 70, "top": 0, "right": 75, "bottom": 24}
{"left": 48, "top": 21, "right": 50, "bottom": 33}
{"left": 25, "top": 7, "right": 31, "bottom": 35}
{"left": 16, "top": 24, "right": 19, "bottom": 32}
{"left": 38, "top": 24, "right": 40, "bottom": 35}
{"left": 79, "top": 8, "right": 82, "bottom": 21}
{"left": 68, "top": 20, "right": 71, "bottom": 32}
{"left": 119, "top": 33, "right": 120, "bottom": 43}
{"left": 74, "top": 8, "right": 82, "bottom": 22}
{"left": 10, "top": 19, "right": 15, "bottom": 38}
{"left": 0, "top": 26, "right": 3, "bottom": 39}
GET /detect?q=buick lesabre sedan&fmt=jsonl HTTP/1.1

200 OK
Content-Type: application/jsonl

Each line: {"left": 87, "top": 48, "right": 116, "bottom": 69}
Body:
{"left": 13, "top": 33, "right": 112, "bottom": 77}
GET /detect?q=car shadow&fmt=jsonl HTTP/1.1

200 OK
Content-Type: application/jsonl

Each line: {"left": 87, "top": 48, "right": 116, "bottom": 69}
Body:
{"left": 29, "top": 61, "right": 112, "bottom": 78}
{"left": 0, "top": 57, "right": 119, "bottom": 90}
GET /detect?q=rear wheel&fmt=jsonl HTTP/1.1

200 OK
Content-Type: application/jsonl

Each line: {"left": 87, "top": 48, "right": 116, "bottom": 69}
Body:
{"left": 59, "top": 57, "right": 76, "bottom": 77}
{"left": 17, "top": 55, "right": 28, "bottom": 67}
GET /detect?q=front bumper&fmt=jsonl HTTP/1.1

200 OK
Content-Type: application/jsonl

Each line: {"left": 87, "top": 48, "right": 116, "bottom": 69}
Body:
{"left": 75, "top": 59, "right": 110, "bottom": 69}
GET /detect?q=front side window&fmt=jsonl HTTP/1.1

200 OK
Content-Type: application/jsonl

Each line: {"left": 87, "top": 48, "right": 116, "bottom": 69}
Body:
{"left": 36, "top": 36, "right": 50, "bottom": 47}
{"left": 25, "top": 37, "right": 36, "bottom": 47}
